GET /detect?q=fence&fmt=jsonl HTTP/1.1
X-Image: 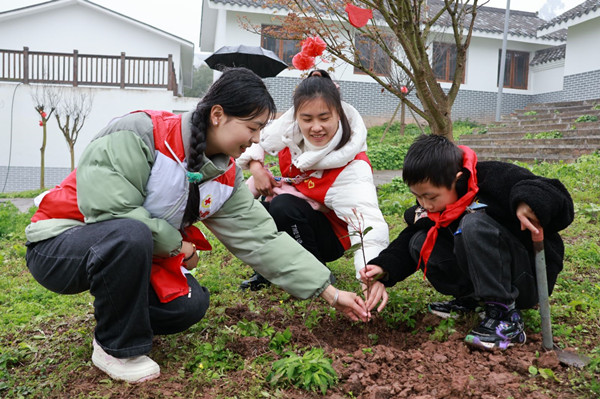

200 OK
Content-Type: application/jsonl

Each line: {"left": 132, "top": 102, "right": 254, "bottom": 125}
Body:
{"left": 0, "top": 47, "right": 177, "bottom": 94}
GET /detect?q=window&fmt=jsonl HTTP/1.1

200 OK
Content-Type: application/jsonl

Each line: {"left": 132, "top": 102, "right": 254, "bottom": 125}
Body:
{"left": 354, "top": 34, "right": 390, "bottom": 76}
{"left": 498, "top": 50, "right": 529, "bottom": 90}
{"left": 261, "top": 25, "right": 301, "bottom": 66}
{"left": 433, "top": 42, "right": 464, "bottom": 83}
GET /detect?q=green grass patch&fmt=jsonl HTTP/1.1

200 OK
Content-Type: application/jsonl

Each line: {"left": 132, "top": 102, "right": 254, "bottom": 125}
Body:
{"left": 2, "top": 136, "right": 600, "bottom": 397}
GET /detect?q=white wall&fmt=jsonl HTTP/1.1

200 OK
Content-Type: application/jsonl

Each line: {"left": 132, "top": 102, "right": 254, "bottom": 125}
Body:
{"left": 530, "top": 61, "right": 564, "bottom": 94}
{"left": 0, "top": 3, "right": 184, "bottom": 81}
{"left": 0, "top": 83, "right": 199, "bottom": 169}
{"left": 564, "top": 18, "right": 600, "bottom": 76}
{"left": 449, "top": 36, "right": 550, "bottom": 94}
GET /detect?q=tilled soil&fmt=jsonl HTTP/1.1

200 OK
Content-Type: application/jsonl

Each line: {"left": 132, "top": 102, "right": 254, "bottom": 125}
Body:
{"left": 59, "top": 302, "right": 587, "bottom": 398}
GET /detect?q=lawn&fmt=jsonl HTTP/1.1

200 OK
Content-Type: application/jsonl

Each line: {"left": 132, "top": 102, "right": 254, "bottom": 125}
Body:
{"left": 1, "top": 123, "right": 599, "bottom": 398}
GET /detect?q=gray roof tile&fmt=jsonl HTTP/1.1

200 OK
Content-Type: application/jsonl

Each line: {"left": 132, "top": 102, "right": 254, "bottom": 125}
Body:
{"left": 211, "top": 0, "right": 566, "bottom": 41}
{"left": 539, "top": 0, "right": 600, "bottom": 31}
{"left": 530, "top": 44, "right": 566, "bottom": 66}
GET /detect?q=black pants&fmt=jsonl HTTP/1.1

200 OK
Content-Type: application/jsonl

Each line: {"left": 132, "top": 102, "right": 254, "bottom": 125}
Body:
{"left": 409, "top": 211, "right": 537, "bottom": 309}
{"left": 264, "top": 194, "right": 344, "bottom": 265}
{"left": 26, "top": 219, "right": 209, "bottom": 358}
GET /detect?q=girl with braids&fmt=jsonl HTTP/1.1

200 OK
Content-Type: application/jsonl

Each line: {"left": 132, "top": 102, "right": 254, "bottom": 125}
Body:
{"left": 24, "top": 68, "right": 369, "bottom": 384}
{"left": 237, "top": 73, "right": 389, "bottom": 310}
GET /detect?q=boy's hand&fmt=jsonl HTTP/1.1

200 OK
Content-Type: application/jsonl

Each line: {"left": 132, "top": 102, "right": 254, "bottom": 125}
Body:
{"left": 362, "top": 281, "right": 389, "bottom": 313}
{"left": 516, "top": 202, "right": 540, "bottom": 235}
{"left": 360, "top": 265, "right": 384, "bottom": 283}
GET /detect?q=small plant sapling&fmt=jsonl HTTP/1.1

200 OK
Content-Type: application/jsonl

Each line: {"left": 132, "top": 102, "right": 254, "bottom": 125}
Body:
{"left": 343, "top": 208, "right": 377, "bottom": 317}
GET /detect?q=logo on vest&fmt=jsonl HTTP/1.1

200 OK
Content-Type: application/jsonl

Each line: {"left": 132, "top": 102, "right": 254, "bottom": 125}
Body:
{"left": 202, "top": 195, "right": 212, "bottom": 209}
{"left": 306, "top": 180, "right": 315, "bottom": 189}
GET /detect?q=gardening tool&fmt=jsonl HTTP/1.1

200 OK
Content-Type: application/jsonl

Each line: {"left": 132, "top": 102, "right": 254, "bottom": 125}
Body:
{"left": 532, "top": 228, "right": 590, "bottom": 368}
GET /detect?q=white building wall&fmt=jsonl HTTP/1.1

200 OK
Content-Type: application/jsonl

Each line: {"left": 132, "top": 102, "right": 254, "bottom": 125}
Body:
{"left": 564, "top": 19, "right": 600, "bottom": 76}
{"left": 448, "top": 36, "right": 550, "bottom": 94}
{"left": 0, "top": 3, "right": 183, "bottom": 81}
{"left": 530, "top": 61, "right": 564, "bottom": 94}
{"left": 0, "top": 83, "right": 199, "bottom": 169}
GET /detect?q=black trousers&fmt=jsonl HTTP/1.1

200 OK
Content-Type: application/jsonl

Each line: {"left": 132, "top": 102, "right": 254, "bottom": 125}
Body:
{"left": 264, "top": 194, "right": 344, "bottom": 265}
{"left": 409, "top": 211, "right": 537, "bottom": 309}
{"left": 26, "top": 219, "right": 209, "bottom": 358}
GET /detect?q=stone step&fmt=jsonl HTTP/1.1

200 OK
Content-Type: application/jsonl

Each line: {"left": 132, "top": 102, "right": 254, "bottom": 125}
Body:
{"left": 475, "top": 151, "right": 581, "bottom": 163}
{"left": 486, "top": 123, "right": 600, "bottom": 133}
{"left": 504, "top": 109, "right": 600, "bottom": 123}
{"left": 462, "top": 98, "right": 600, "bottom": 163}
{"left": 469, "top": 127, "right": 600, "bottom": 138}
{"left": 464, "top": 143, "right": 594, "bottom": 158}
{"left": 511, "top": 105, "right": 600, "bottom": 116}
{"left": 524, "top": 98, "right": 600, "bottom": 110}
{"left": 459, "top": 136, "right": 600, "bottom": 147}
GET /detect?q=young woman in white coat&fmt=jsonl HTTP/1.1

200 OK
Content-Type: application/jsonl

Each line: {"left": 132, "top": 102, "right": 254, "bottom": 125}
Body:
{"left": 237, "top": 72, "right": 389, "bottom": 310}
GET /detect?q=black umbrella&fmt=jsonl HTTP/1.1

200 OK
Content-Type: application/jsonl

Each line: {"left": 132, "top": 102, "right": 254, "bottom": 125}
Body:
{"left": 204, "top": 45, "right": 288, "bottom": 78}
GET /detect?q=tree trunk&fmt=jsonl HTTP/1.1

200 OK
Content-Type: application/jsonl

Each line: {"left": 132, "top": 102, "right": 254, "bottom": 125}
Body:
{"left": 400, "top": 102, "right": 406, "bottom": 136}
{"left": 40, "top": 123, "right": 47, "bottom": 189}
{"left": 70, "top": 142, "right": 75, "bottom": 171}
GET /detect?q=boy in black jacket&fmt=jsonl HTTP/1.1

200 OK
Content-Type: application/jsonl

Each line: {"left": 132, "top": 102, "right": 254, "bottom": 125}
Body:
{"left": 361, "top": 135, "right": 574, "bottom": 350}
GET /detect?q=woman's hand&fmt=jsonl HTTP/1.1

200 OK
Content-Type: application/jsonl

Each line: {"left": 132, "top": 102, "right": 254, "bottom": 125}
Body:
{"left": 321, "top": 285, "right": 369, "bottom": 322}
{"left": 181, "top": 241, "right": 199, "bottom": 270}
{"left": 249, "top": 161, "right": 280, "bottom": 197}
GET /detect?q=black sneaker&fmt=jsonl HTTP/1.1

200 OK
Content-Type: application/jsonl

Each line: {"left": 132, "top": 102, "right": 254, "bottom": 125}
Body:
{"left": 240, "top": 272, "right": 271, "bottom": 291}
{"left": 428, "top": 297, "right": 480, "bottom": 319}
{"left": 464, "top": 302, "right": 526, "bottom": 350}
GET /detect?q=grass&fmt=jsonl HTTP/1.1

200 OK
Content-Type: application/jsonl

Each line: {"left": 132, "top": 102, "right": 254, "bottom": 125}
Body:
{"left": 1, "top": 128, "right": 600, "bottom": 397}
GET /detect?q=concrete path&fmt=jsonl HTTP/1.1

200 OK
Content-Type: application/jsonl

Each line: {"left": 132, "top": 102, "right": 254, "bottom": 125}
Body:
{"left": 373, "top": 169, "right": 401, "bottom": 186}
{"left": 0, "top": 198, "right": 35, "bottom": 213}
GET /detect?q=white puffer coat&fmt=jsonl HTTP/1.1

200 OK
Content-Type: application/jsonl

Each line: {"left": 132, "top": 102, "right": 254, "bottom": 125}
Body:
{"left": 237, "top": 102, "right": 389, "bottom": 277}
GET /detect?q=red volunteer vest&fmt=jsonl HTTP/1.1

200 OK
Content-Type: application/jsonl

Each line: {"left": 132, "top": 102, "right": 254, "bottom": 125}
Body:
{"left": 278, "top": 147, "right": 371, "bottom": 250}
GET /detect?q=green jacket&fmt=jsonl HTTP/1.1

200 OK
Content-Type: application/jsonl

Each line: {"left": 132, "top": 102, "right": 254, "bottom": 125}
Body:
{"left": 26, "top": 111, "right": 331, "bottom": 299}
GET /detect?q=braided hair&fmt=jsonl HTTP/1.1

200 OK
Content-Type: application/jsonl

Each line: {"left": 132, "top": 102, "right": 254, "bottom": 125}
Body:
{"left": 181, "top": 67, "right": 276, "bottom": 227}
{"left": 292, "top": 76, "right": 352, "bottom": 150}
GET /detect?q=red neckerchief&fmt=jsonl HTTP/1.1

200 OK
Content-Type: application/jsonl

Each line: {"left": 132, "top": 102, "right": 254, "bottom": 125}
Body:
{"left": 417, "top": 145, "right": 479, "bottom": 278}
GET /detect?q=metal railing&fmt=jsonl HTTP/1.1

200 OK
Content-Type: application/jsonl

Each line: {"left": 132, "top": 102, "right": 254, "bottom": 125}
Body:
{"left": 0, "top": 47, "right": 178, "bottom": 94}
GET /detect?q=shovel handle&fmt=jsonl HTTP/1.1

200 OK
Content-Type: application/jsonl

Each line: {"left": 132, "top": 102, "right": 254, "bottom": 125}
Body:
{"left": 532, "top": 227, "right": 553, "bottom": 350}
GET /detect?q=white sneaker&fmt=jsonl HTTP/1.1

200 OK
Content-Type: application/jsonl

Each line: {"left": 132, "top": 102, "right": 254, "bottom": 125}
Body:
{"left": 92, "top": 339, "right": 160, "bottom": 383}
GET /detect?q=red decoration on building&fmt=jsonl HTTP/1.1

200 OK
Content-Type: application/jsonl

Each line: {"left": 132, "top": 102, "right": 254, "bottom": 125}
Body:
{"left": 292, "top": 52, "right": 315, "bottom": 71}
{"left": 301, "top": 36, "right": 327, "bottom": 57}
{"left": 345, "top": 3, "right": 373, "bottom": 28}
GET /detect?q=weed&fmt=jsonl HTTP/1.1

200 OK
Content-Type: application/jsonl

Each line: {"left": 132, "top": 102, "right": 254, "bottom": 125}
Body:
{"left": 523, "top": 130, "right": 563, "bottom": 139}
{"left": 575, "top": 115, "right": 599, "bottom": 123}
{"left": 268, "top": 348, "right": 337, "bottom": 394}
{"left": 430, "top": 317, "right": 456, "bottom": 342}
{"left": 524, "top": 110, "right": 538, "bottom": 116}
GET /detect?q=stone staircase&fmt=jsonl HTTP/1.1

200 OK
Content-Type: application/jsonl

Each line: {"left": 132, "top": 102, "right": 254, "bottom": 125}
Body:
{"left": 458, "top": 98, "right": 600, "bottom": 163}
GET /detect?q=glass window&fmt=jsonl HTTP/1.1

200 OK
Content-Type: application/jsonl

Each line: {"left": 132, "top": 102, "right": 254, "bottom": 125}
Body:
{"left": 433, "top": 42, "right": 464, "bottom": 83}
{"left": 354, "top": 34, "right": 390, "bottom": 76}
{"left": 261, "top": 25, "right": 301, "bottom": 66}
{"left": 498, "top": 50, "right": 529, "bottom": 90}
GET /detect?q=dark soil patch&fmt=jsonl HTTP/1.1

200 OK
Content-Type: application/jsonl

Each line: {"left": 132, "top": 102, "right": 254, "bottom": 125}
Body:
{"left": 42, "top": 300, "right": 587, "bottom": 398}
